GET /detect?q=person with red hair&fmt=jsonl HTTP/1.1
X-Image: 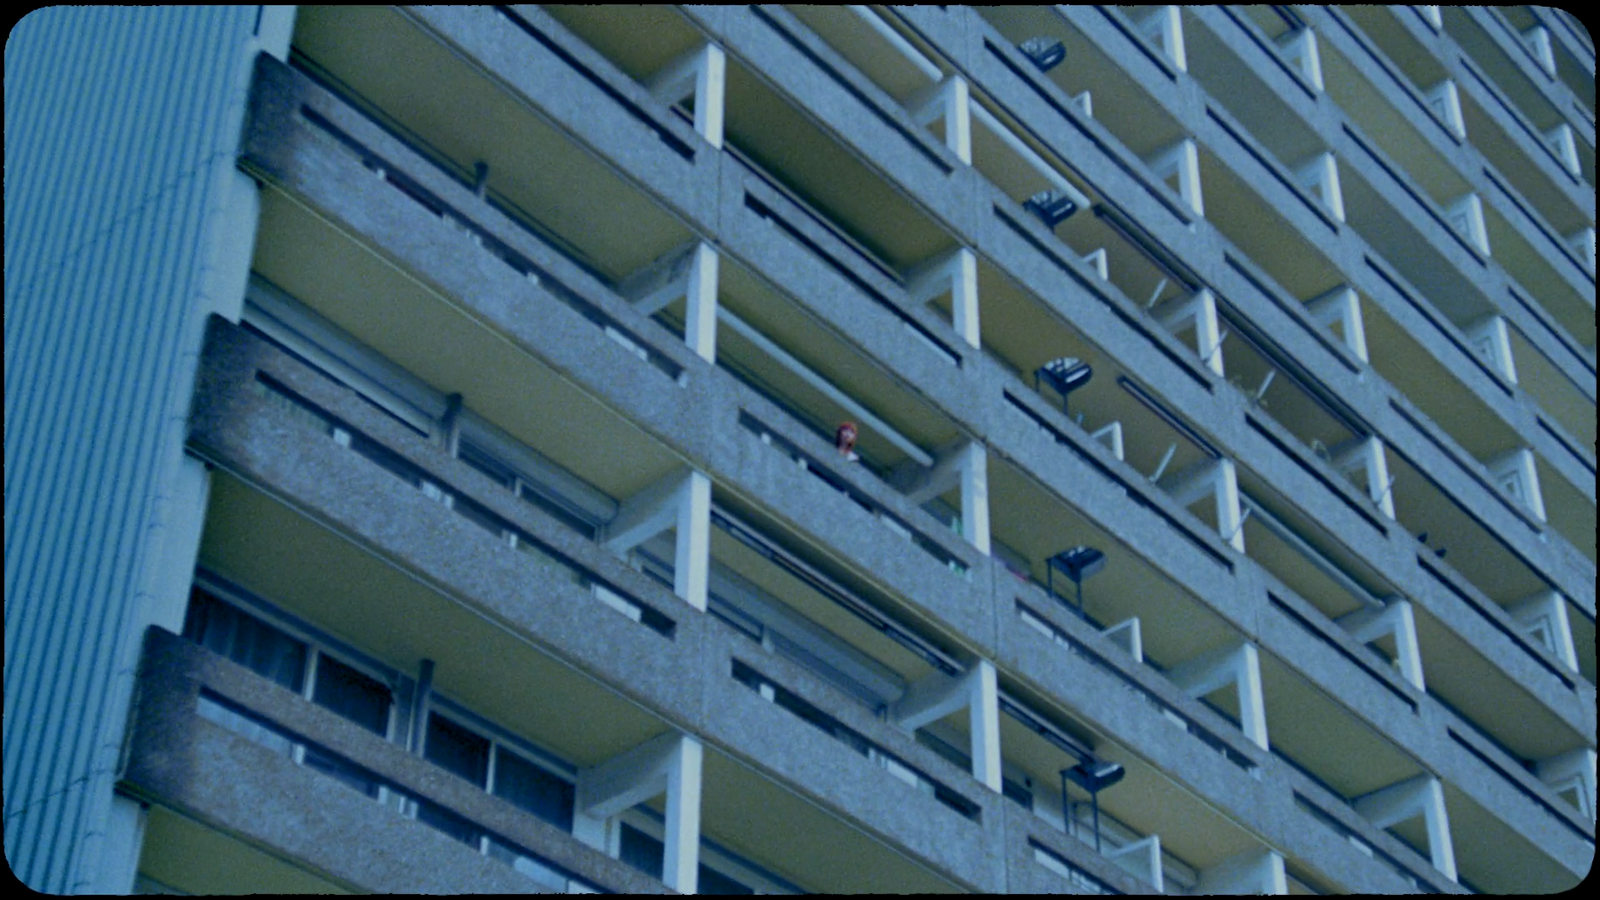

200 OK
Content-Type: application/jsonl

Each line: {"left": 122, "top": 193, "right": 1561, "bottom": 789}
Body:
{"left": 835, "top": 421, "right": 860, "bottom": 462}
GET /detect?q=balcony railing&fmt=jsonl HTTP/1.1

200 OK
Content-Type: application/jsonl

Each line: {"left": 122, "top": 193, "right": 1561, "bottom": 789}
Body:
{"left": 123, "top": 626, "right": 661, "bottom": 894}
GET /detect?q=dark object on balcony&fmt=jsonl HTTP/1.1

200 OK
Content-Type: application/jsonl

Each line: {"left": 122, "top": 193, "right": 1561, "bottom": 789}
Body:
{"left": 1048, "top": 546, "right": 1106, "bottom": 615}
{"left": 1024, "top": 189, "right": 1080, "bottom": 229}
{"left": 1062, "top": 759, "right": 1126, "bottom": 853}
{"left": 1018, "top": 37, "right": 1066, "bottom": 72}
{"left": 1035, "top": 357, "right": 1092, "bottom": 415}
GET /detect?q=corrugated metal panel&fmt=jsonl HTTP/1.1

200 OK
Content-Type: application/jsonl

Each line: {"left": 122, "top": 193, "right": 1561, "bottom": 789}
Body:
{"left": 3, "top": 7, "right": 262, "bottom": 891}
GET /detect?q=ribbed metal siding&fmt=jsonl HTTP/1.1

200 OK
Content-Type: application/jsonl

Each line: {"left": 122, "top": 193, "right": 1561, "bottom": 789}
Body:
{"left": 4, "top": 8, "right": 261, "bottom": 891}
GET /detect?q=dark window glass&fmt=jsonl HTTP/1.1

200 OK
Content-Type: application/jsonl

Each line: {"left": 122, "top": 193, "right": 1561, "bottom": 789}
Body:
{"left": 698, "top": 865, "right": 754, "bottom": 895}
{"left": 493, "top": 750, "right": 575, "bottom": 832}
{"left": 457, "top": 441, "right": 518, "bottom": 490}
{"left": 302, "top": 745, "right": 381, "bottom": 798}
{"left": 312, "top": 655, "right": 390, "bottom": 736}
{"left": 1002, "top": 776, "right": 1034, "bottom": 810}
{"left": 415, "top": 799, "right": 483, "bottom": 848}
{"left": 619, "top": 823, "right": 664, "bottom": 880}
{"left": 425, "top": 714, "right": 490, "bottom": 789}
{"left": 183, "top": 587, "right": 306, "bottom": 693}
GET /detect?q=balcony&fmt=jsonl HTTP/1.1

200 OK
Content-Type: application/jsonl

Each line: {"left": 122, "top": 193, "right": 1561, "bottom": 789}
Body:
{"left": 123, "top": 626, "right": 659, "bottom": 894}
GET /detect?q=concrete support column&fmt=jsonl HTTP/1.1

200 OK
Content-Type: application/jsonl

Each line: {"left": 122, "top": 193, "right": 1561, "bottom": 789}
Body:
{"left": 1306, "top": 285, "right": 1368, "bottom": 364}
{"left": 1167, "top": 642, "right": 1269, "bottom": 751}
{"left": 1354, "top": 774, "right": 1457, "bottom": 883}
{"left": 603, "top": 468, "right": 711, "bottom": 611}
{"left": 1277, "top": 28, "right": 1323, "bottom": 91}
{"left": 1154, "top": 288, "right": 1224, "bottom": 376}
{"left": 620, "top": 241, "right": 720, "bottom": 364}
{"left": 1337, "top": 599, "right": 1425, "bottom": 691}
{"left": 648, "top": 43, "right": 725, "bottom": 149}
{"left": 1136, "top": 6, "right": 1188, "bottom": 72}
{"left": 1330, "top": 435, "right": 1396, "bottom": 520}
{"left": 576, "top": 731, "right": 705, "bottom": 893}
{"left": 662, "top": 736, "right": 704, "bottom": 894}
{"left": 1446, "top": 193, "right": 1490, "bottom": 255}
{"left": 1465, "top": 315, "right": 1517, "bottom": 384}
{"left": 1161, "top": 456, "right": 1246, "bottom": 552}
{"left": 1108, "top": 834, "right": 1164, "bottom": 891}
{"left": 674, "top": 471, "right": 712, "bottom": 612}
{"left": 1536, "top": 748, "right": 1597, "bottom": 822}
{"left": 1426, "top": 80, "right": 1466, "bottom": 139}
{"left": 893, "top": 661, "right": 1003, "bottom": 792}
{"left": 1146, "top": 138, "right": 1203, "bottom": 217}
{"left": 1567, "top": 226, "right": 1595, "bottom": 272}
{"left": 1295, "top": 152, "right": 1344, "bottom": 222}
{"left": 1544, "top": 123, "right": 1581, "bottom": 175}
{"left": 1487, "top": 448, "right": 1546, "bottom": 522}
{"left": 907, "top": 247, "right": 980, "bottom": 348}
{"left": 1508, "top": 591, "right": 1577, "bottom": 672}
{"left": 910, "top": 75, "right": 971, "bottom": 164}
{"left": 82, "top": 794, "right": 148, "bottom": 894}
{"left": 1199, "top": 848, "right": 1287, "bottom": 895}
{"left": 903, "top": 439, "right": 990, "bottom": 555}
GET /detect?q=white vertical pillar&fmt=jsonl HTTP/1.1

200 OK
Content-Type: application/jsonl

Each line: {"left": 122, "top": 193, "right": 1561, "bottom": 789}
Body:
{"left": 1567, "top": 227, "right": 1595, "bottom": 272}
{"left": 894, "top": 662, "right": 1002, "bottom": 792}
{"left": 1146, "top": 138, "right": 1204, "bottom": 217}
{"left": 969, "top": 660, "right": 1002, "bottom": 792}
{"left": 1487, "top": 448, "right": 1545, "bottom": 522}
{"left": 1295, "top": 152, "right": 1344, "bottom": 222}
{"left": 576, "top": 731, "right": 704, "bottom": 890}
{"left": 1166, "top": 642, "right": 1269, "bottom": 751}
{"left": 910, "top": 76, "right": 971, "bottom": 164}
{"left": 1108, "top": 834, "right": 1165, "bottom": 891}
{"left": 662, "top": 736, "right": 704, "bottom": 894}
{"left": 905, "top": 439, "right": 989, "bottom": 555}
{"left": 959, "top": 442, "right": 991, "bottom": 556}
{"left": 1154, "top": 288, "right": 1223, "bottom": 376}
{"left": 604, "top": 468, "right": 711, "bottom": 611}
{"left": 1536, "top": 748, "right": 1597, "bottom": 821}
{"left": 1465, "top": 315, "right": 1517, "bottom": 384}
{"left": 1199, "top": 848, "right": 1286, "bottom": 895}
{"left": 685, "top": 243, "right": 719, "bottom": 363}
{"left": 907, "top": 247, "right": 980, "bottom": 348}
{"left": 1103, "top": 617, "right": 1144, "bottom": 663}
{"left": 621, "top": 241, "right": 721, "bottom": 364}
{"left": 1354, "top": 775, "right": 1456, "bottom": 882}
{"left": 1161, "top": 457, "right": 1245, "bottom": 552}
{"left": 1508, "top": 591, "right": 1577, "bottom": 672}
{"left": 1426, "top": 80, "right": 1465, "bottom": 138}
{"left": 1543, "top": 123, "right": 1581, "bottom": 175}
{"left": 648, "top": 44, "right": 726, "bottom": 149}
{"left": 1330, "top": 436, "right": 1395, "bottom": 520}
{"left": 255, "top": 6, "right": 298, "bottom": 62}
{"left": 1521, "top": 25, "right": 1556, "bottom": 75}
{"left": 82, "top": 794, "right": 147, "bottom": 894}
{"left": 1446, "top": 193, "right": 1490, "bottom": 255}
{"left": 1307, "top": 286, "right": 1369, "bottom": 364}
{"left": 1136, "top": 6, "right": 1188, "bottom": 72}
{"left": 1338, "top": 599, "right": 1426, "bottom": 691}
{"left": 1277, "top": 28, "right": 1323, "bottom": 91}
{"left": 676, "top": 471, "right": 712, "bottom": 612}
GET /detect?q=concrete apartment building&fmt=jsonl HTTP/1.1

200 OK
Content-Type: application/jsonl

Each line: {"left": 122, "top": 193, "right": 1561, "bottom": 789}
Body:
{"left": 5, "top": 5, "right": 1594, "bottom": 894}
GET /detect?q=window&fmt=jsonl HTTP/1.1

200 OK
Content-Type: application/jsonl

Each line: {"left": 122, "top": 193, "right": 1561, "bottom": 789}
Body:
{"left": 312, "top": 655, "right": 392, "bottom": 736}
{"left": 425, "top": 713, "right": 491, "bottom": 787}
{"left": 423, "top": 709, "right": 577, "bottom": 833}
{"left": 493, "top": 749, "right": 576, "bottom": 833}
{"left": 619, "top": 822, "right": 757, "bottom": 895}
{"left": 184, "top": 586, "right": 306, "bottom": 693}
{"left": 184, "top": 585, "right": 394, "bottom": 741}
